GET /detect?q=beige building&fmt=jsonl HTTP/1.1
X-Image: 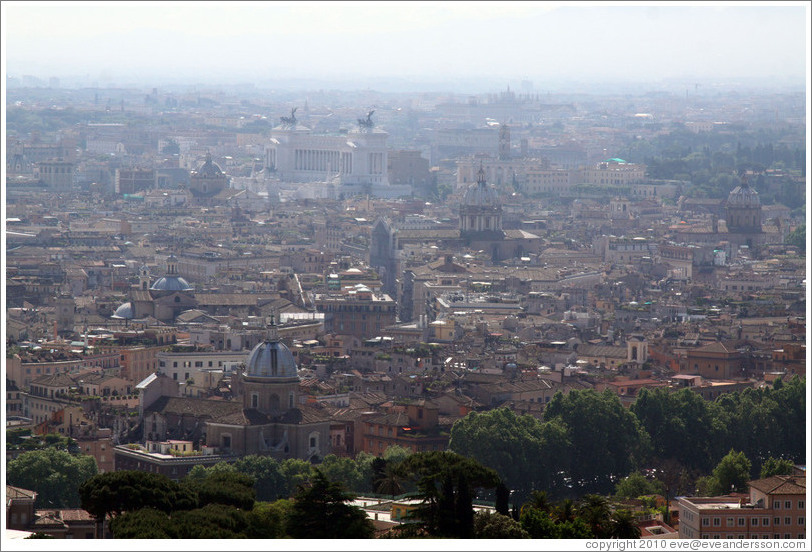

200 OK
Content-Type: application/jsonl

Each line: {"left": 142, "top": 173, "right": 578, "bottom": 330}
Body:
{"left": 678, "top": 474, "right": 806, "bottom": 539}
{"left": 36, "top": 160, "right": 75, "bottom": 191}
{"left": 580, "top": 159, "right": 646, "bottom": 187}
{"left": 312, "top": 286, "right": 397, "bottom": 339}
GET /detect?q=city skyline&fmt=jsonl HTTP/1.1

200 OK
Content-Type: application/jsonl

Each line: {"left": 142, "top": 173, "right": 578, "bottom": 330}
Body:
{"left": 3, "top": 1, "right": 809, "bottom": 93}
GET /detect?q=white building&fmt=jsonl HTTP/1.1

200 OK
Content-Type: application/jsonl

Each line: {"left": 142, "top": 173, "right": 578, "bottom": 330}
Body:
{"left": 264, "top": 111, "right": 409, "bottom": 198}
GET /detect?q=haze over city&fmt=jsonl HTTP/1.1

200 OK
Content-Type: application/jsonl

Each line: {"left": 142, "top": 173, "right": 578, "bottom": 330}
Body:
{"left": 2, "top": 0, "right": 810, "bottom": 547}
{"left": 3, "top": 1, "right": 809, "bottom": 93}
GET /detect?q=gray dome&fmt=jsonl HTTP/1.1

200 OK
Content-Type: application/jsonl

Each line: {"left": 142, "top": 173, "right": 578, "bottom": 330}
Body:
{"left": 112, "top": 302, "right": 134, "bottom": 319}
{"left": 727, "top": 183, "right": 760, "bottom": 208}
{"left": 463, "top": 167, "right": 499, "bottom": 207}
{"left": 194, "top": 153, "right": 224, "bottom": 178}
{"left": 150, "top": 276, "right": 192, "bottom": 291}
{"left": 245, "top": 338, "right": 298, "bottom": 380}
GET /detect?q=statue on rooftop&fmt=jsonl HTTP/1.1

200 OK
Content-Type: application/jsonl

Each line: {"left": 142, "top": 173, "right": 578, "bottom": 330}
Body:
{"left": 358, "top": 109, "right": 375, "bottom": 129}
{"left": 280, "top": 107, "right": 298, "bottom": 128}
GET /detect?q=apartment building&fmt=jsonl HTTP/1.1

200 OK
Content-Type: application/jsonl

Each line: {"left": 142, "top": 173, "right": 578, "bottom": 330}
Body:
{"left": 678, "top": 474, "right": 806, "bottom": 539}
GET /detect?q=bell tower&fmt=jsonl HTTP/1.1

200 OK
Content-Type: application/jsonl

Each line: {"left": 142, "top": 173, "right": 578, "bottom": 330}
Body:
{"left": 498, "top": 124, "right": 511, "bottom": 161}
{"left": 139, "top": 264, "right": 151, "bottom": 290}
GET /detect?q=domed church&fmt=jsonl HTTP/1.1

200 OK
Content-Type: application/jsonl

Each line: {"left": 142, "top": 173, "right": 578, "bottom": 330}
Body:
{"left": 725, "top": 174, "right": 764, "bottom": 252}
{"left": 188, "top": 152, "right": 230, "bottom": 205}
{"left": 112, "top": 255, "right": 197, "bottom": 324}
{"left": 140, "top": 318, "right": 332, "bottom": 462}
{"left": 204, "top": 318, "right": 331, "bottom": 461}
{"left": 459, "top": 165, "right": 504, "bottom": 240}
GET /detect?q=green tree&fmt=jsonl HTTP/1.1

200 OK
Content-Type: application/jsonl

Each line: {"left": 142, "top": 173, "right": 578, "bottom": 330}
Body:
{"left": 495, "top": 481, "right": 511, "bottom": 515}
{"left": 8, "top": 448, "right": 98, "bottom": 508}
{"left": 382, "top": 444, "right": 413, "bottom": 465}
{"left": 449, "top": 407, "right": 570, "bottom": 500}
{"left": 544, "top": 389, "right": 649, "bottom": 493}
{"left": 108, "top": 508, "right": 173, "bottom": 539}
{"left": 182, "top": 471, "right": 256, "bottom": 510}
{"left": 245, "top": 499, "right": 293, "bottom": 539}
{"left": 374, "top": 462, "right": 406, "bottom": 498}
{"left": 760, "top": 457, "right": 794, "bottom": 479}
{"left": 285, "top": 469, "right": 374, "bottom": 539}
{"left": 610, "top": 509, "right": 642, "bottom": 539}
{"left": 519, "top": 507, "right": 593, "bottom": 539}
{"left": 712, "top": 449, "right": 752, "bottom": 493}
{"left": 632, "top": 387, "right": 728, "bottom": 472}
{"left": 519, "top": 508, "right": 558, "bottom": 538}
{"left": 79, "top": 471, "right": 197, "bottom": 523}
{"left": 473, "top": 511, "right": 530, "bottom": 538}
{"left": 170, "top": 504, "right": 249, "bottom": 539}
{"left": 279, "top": 458, "right": 314, "bottom": 498}
{"left": 319, "top": 454, "right": 365, "bottom": 493}
{"left": 398, "top": 451, "right": 501, "bottom": 538}
{"left": 697, "top": 450, "right": 752, "bottom": 496}
{"left": 577, "top": 494, "right": 612, "bottom": 538}
{"left": 614, "top": 471, "right": 666, "bottom": 499}
{"left": 553, "top": 498, "right": 577, "bottom": 523}
{"left": 233, "top": 455, "right": 286, "bottom": 501}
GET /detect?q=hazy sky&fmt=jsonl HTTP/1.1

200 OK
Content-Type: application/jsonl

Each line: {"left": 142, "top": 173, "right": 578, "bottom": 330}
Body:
{"left": 3, "top": 1, "right": 809, "bottom": 88}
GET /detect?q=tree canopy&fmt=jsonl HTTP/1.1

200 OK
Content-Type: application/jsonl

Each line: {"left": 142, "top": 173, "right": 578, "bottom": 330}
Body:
{"left": 544, "top": 389, "right": 650, "bottom": 494}
{"left": 8, "top": 448, "right": 98, "bottom": 508}
{"left": 396, "top": 451, "right": 501, "bottom": 538}
{"left": 79, "top": 470, "right": 197, "bottom": 520}
{"left": 285, "top": 469, "right": 374, "bottom": 539}
{"left": 614, "top": 471, "right": 666, "bottom": 499}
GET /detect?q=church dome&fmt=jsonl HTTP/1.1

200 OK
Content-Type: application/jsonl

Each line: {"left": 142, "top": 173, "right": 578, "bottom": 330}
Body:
{"left": 244, "top": 325, "right": 298, "bottom": 380}
{"left": 112, "top": 302, "right": 134, "bottom": 319}
{"left": 194, "top": 153, "right": 224, "bottom": 178}
{"left": 463, "top": 166, "right": 500, "bottom": 208}
{"left": 727, "top": 182, "right": 760, "bottom": 208}
{"left": 150, "top": 276, "right": 192, "bottom": 291}
{"left": 150, "top": 254, "right": 192, "bottom": 291}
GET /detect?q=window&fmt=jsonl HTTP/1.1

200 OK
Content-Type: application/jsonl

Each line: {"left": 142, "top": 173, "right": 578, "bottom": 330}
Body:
{"left": 799, "top": 518, "right": 804, "bottom": 526}
{"left": 751, "top": 518, "right": 758, "bottom": 526}
{"left": 738, "top": 518, "right": 746, "bottom": 527}
{"left": 800, "top": 501, "right": 805, "bottom": 510}
{"left": 775, "top": 502, "right": 781, "bottom": 510}
{"left": 195, "top": 361, "right": 203, "bottom": 367}
{"left": 713, "top": 518, "right": 721, "bottom": 527}
{"left": 785, "top": 501, "right": 792, "bottom": 509}
{"left": 775, "top": 518, "right": 780, "bottom": 526}
{"left": 702, "top": 518, "right": 710, "bottom": 527}
{"left": 173, "top": 361, "right": 178, "bottom": 368}
{"left": 785, "top": 517, "right": 791, "bottom": 526}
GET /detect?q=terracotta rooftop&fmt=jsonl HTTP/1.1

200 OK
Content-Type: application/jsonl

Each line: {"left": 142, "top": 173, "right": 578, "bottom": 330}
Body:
{"left": 6, "top": 485, "right": 36, "bottom": 500}
{"left": 749, "top": 475, "right": 806, "bottom": 495}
